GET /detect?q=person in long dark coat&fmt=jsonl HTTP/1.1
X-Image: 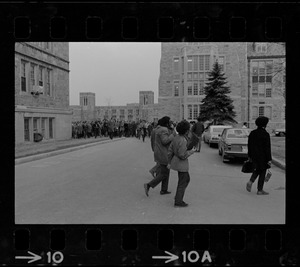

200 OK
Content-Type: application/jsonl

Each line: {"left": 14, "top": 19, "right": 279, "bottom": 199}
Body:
{"left": 246, "top": 116, "right": 272, "bottom": 195}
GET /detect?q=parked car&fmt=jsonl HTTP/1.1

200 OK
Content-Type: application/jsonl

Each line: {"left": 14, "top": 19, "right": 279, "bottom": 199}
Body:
{"left": 218, "top": 128, "right": 252, "bottom": 162}
{"left": 203, "top": 125, "right": 233, "bottom": 147}
{"left": 273, "top": 128, "right": 286, "bottom": 137}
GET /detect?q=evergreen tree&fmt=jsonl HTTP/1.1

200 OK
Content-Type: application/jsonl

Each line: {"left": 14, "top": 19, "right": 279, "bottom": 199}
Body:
{"left": 199, "top": 61, "right": 237, "bottom": 125}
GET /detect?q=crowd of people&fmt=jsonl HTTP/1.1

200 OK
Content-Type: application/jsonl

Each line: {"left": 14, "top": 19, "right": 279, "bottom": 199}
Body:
{"left": 144, "top": 115, "right": 273, "bottom": 208}
{"left": 71, "top": 119, "right": 156, "bottom": 140}
{"left": 73, "top": 115, "right": 273, "bottom": 207}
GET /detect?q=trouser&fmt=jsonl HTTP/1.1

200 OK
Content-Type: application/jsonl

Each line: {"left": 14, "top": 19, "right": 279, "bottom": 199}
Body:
{"left": 175, "top": 172, "right": 190, "bottom": 204}
{"left": 148, "top": 164, "right": 169, "bottom": 192}
{"left": 149, "top": 162, "right": 160, "bottom": 176}
{"left": 196, "top": 137, "right": 202, "bottom": 152}
{"left": 250, "top": 169, "right": 267, "bottom": 191}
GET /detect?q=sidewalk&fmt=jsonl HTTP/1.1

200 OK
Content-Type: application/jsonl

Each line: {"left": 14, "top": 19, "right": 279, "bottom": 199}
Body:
{"left": 270, "top": 136, "right": 286, "bottom": 170}
{"left": 15, "top": 137, "right": 126, "bottom": 165}
{"left": 272, "top": 157, "right": 285, "bottom": 170}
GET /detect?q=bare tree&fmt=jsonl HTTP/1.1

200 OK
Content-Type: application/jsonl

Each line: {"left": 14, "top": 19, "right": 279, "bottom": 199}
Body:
{"left": 272, "top": 43, "right": 286, "bottom": 103}
{"left": 252, "top": 42, "right": 286, "bottom": 103}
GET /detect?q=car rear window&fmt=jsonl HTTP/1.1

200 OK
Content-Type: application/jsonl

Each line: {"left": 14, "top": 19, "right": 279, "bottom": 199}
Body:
{"left": 226, "top": 129, "right": 249, "bottom": 138}
{"left": 212, "top": 128, "right": 226, "bottom": 132}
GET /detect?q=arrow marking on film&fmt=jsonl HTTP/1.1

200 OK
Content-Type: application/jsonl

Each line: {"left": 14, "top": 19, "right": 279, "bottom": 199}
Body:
{"left": 15, "top": 251, "right": 42, "bottom": 263}
{"left": 152, "top": 251, "right": 179, "bottom": 263}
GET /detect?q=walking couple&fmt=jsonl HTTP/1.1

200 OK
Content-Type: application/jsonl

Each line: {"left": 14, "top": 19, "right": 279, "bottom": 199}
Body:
{"left": 144, "top": 117, "right": 196, "bottom": 207}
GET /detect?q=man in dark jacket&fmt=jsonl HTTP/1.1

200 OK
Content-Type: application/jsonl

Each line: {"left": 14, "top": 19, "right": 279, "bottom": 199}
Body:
{"left": 149, "top": 119, "right": 162, "bottom": 178}
{"left": 191, "top": 117, "right": 205, "bottom": 152}
{"left": 144, "top": 116, "right": 176, "bottom": 196}
{"left": 246, "top": 116, "right": 272, "bottom": 195}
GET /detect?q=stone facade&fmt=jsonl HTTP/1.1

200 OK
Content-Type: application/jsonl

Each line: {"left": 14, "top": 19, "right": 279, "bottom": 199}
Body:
{"left": 158, "top": 42, "right": 286, "bottom": 131}
{"left": 70, "top": 91, "right": 160, "bottom": 123}
{"left": 246, "top": 42, "right": 286, "bottom": 130}
{"left": 15, "top": 42, "right": 72, "bottom": 144}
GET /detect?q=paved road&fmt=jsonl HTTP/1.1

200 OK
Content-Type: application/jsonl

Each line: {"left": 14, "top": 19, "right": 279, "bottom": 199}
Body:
{"left": 15, "top": 137, "right": 285, "bottom": 224}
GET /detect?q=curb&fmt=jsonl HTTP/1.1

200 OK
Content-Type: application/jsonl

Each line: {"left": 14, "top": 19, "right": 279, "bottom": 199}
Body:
{"left": 272, "top": 157, "right": 285, "bottom": 170}
{"left": 15, "top": 137, "right": 126, "bottom": 165}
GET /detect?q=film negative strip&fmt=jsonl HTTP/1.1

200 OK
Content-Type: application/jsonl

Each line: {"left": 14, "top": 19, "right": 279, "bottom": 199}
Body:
{"left": 1, "top": 1, "right": 299, "bottom": 266}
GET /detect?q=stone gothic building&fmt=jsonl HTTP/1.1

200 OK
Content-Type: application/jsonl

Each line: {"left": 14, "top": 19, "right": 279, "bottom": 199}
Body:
{"left": 15, "top": 42, "right": 72, "bottom": 144}
{"left": 158, "top": 42, "right": 285, "bottom": 130}
{"left": 71, "top": 91, "right": 160, "bottom": 123}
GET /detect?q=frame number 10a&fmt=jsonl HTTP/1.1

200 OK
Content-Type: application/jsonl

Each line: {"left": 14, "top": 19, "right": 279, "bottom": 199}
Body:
{"left": 153, "top": 250, "right": 212, "bottom": 264}
{"left": 182, "top": 251, "right": 212, "bottom": 263}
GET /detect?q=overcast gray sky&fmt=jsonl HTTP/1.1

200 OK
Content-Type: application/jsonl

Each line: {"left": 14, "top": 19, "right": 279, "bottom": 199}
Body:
{"left": 69, "top": 42, "right": 161, "bottom": 106}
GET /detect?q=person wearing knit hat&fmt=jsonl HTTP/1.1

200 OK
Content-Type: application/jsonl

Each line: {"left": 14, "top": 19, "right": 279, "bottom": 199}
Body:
{"left": 246, "top": 116, "right": 272, "bottom": 195}
{"left": 144, "top": 116, "right": 176, "bottom": 196}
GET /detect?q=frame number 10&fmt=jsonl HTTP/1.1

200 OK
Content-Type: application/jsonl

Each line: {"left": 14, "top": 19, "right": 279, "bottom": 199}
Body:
{"left": 46, "top": 251, "right": 64, "bottom": 264}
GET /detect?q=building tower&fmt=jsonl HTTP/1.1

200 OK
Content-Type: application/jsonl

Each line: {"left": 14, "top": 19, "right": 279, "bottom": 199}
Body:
{"left": 139, "top": 91, "right": 154, "bottom": 106}
{"left": 139, "top": 91, "right": 154, "bottom": 121}
{"left": 80, "top": 92, "right": 96, "bottom": 121}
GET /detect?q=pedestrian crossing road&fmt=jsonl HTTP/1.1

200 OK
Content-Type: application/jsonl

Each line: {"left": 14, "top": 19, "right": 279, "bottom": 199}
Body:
{"left": 15, "top": 137, "right": 285, "bottom": 224}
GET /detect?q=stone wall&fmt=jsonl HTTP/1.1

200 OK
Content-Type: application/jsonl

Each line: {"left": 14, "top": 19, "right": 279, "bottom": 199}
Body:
{"left": 158, "top": 42, "right": 285, "bottom": 130}
{"left": 15, "top": 42, "right": 70, "bottom": 109}
{"left": 15, "top": 42, "right": 72, "bottom": 143}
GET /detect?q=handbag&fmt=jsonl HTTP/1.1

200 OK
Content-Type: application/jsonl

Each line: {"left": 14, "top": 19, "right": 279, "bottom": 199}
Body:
{"left": 241, "top": 160, "right": 254, "bottom": 173}
{"left": 187, "top": 133, "right": 200, "bottom": 150}
{"left": 265, "top": 169, "right": 272, "bottom": 182}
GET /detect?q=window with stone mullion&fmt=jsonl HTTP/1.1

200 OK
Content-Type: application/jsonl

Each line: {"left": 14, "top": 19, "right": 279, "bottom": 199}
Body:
{"left": 199, "top": 55, "right": 204, "bottom": 71}
{"left": 193, "top": 105, "right": 199, "bottom": 119}
{"left": 193, "top": 55, "right": 198, "bottom": 71}
{"left": 21, "top": 60, "right": 27, "bottom": 92}
{"left": 252, "top": 83, "right": 258, "bottom": 97}
{"left": 259, "top": 106, "right": 265, "bottom": 117}
{"left": 199, "top": 81, "right": 205, "bottom": 95}
{"left": 188, "top": 105, "right": 193, "bottom": 120}
{"left": 204, "top": 55, "right": 210, "bottom": 70}
{"left": 46, "top": 69, "right": 51, "bottom": 96}
{"left": 193, "top": 82, "right": 198, "bottom": 95}
{"left": 187, "top": 83, "right": 193, "bottom": 96}
{"left": 39, "top": 66, "right": 44, "bottom": 87}
{"left": 187, "top": 56, "right": 193, "bottom": 71}
{"left": 30, "top": 63, "right": 36, "bottom": 88}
